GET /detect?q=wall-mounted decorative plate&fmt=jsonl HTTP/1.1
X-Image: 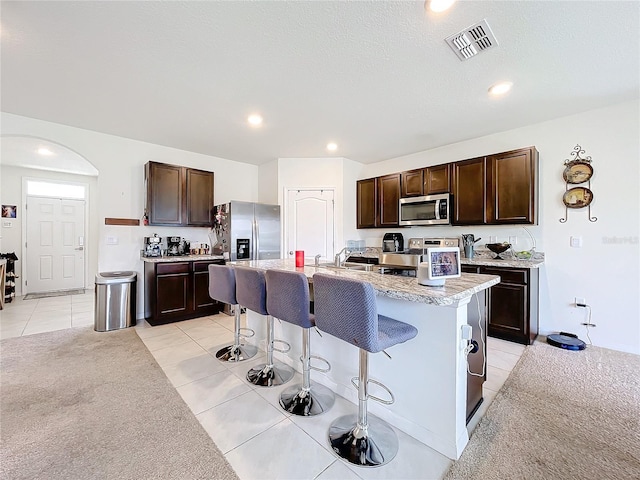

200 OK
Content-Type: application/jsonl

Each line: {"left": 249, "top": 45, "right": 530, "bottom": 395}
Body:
{"left": 562, "top": 187, "right": 593, "bottom": 209}
{"left": 562, "top": 161, "right": 593, "bottom": 184}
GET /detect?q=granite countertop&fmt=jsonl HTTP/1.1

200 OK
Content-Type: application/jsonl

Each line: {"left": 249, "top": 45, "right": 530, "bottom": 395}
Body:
{"left": 230, "top": 258, "right": 500, "bottom": 307}
{"left": 141, "top": 254, "right": 225, "bottom": 263}
{"left": 460, "top": 249, "right": 545, "bottom": 269}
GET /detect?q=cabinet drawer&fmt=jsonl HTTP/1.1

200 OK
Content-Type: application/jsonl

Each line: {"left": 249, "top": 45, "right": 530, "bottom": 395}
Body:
{"left": 462, "top": 265, "right": 481, "bottom": 274}
{"left": 157, "top": 262, "right": 190, "bottom": 275}
{"left": 482, "top": 267, "right": 527, "bottom": 285}
{"left": 193, "top": 260, "right": 224, "bottom": 272}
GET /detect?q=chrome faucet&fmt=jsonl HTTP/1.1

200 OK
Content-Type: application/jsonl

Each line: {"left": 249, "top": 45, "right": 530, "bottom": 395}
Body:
{"left": 314, "top": 254, "right": 322, "bottom": 266}
{"left": 334, "top": 247, "right": 351, "bottom": 267}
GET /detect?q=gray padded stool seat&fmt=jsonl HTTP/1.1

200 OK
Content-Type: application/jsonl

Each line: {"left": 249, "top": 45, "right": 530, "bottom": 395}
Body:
{"left": 265, "top": 269, "right": 335, "bottom": 416}
{"left": 313, "top": 273, "right": 418, "bottom": 467}
{"left": 208, "top": 264, "right": 257, "bottom": 362}
{"left": 235, "top": 266, "right": 294, "bottom": 387}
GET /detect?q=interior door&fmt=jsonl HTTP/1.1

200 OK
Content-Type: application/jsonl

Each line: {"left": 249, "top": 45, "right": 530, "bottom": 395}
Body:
{"left": 26, "top": 196, "right": 85, "bottom": 293}
{"left": 286, "top": 189, "right": 335, "bottom": 262}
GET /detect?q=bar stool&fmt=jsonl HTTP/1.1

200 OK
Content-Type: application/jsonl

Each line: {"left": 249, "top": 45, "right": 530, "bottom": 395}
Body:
{"left": 208, "top": 264, "right": 257, "bottom": 362}
{"left": 265, "top": 269, "right": 335, "bottom": 416}
{"left": 312, "top": 273, "right": 418, "bottom": 467}
{"left": 234, "top": 266, "right": 294, "bottom": 387}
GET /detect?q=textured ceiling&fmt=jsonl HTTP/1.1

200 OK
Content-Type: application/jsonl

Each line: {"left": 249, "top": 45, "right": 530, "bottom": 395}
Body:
{"left": 1, "top": 1, "right": 638, "bottom": 166}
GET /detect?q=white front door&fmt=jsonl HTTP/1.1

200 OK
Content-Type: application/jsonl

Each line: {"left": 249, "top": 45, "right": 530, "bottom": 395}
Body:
{"left": 26, "top": 196, "right": 85, "bottom": 293}
{"left": 285, "top": 189, "right": 335, "bottom": 262}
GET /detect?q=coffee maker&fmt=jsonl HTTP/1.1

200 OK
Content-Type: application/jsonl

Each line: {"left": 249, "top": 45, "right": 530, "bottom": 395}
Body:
{"left": 143, "top": 234, "right": 163, "bottom": 257}
{"left": 166, "top": 236, "right": 182, "bottom": 256}
{"left": 382, "top": 232, "right": 404, "bottom": 252}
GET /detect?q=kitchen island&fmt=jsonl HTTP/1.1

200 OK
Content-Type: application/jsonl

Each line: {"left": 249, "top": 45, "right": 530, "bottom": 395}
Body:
{"left": 231, "top": 258, "right": 500, "bottom": 460}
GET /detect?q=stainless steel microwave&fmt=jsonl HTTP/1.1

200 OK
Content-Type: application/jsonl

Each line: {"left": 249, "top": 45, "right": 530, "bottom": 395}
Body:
{"left": 399, "top": 193, "right": 451, "bottom": 226}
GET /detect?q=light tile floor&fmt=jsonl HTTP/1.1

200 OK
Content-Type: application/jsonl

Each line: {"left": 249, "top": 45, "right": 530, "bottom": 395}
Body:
{"left": 0, "top": 294, "right": 525, "bottom": 479}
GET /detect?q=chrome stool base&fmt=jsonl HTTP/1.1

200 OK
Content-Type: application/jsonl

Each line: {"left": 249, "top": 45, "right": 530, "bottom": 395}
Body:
{"left": 246, "top": 362, "right": 294, "bottom": 387}
{"left": 215, "top": 343, "right": 258, "bottom": 363}
{"left": 328, "top": 414, "right": 399, "bottom": 467}
{"left": 279, "top": 383, "right": 335, "bottom": 416}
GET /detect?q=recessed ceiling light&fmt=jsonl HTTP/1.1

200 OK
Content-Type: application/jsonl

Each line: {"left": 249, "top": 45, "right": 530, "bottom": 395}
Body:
{"left": 488, "top": 82, "right": 513, "bottom": 96}
{"left": 247, "top": 114, "right": 263, "bottom": 126}
{"left": 427, "top": 0, "right": 456, "bottom": 13}
{"left": 37, "top": 147, "right": 54, "bottom": 156}
{"left": 326, "top": 142, "right": 338, "bottom": 152}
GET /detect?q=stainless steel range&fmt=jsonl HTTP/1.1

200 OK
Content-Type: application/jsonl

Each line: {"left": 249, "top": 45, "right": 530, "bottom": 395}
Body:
{"left": 378, "top": 237, "right": 460, "bottom": 276}
{"left": 408, "top": 237, "right": 460, "bottom": 253}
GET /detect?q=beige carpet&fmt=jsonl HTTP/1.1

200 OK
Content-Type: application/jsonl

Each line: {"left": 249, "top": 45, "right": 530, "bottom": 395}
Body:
{"left": 445, "top": 341, "right": 640, "bottom": 479}
{"left": 0, "top": 327, "right": 239, "bottom": 480}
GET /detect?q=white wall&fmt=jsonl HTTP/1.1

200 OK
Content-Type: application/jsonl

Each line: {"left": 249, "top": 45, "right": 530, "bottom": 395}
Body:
{"left": 0, "top": 166, "right": 99, "bottom": 297}
{"left": 258, "top": 159, "right": 279, "bottom": 205}
{"left": 356, "top": 100, "right": 640, "bottom": 354}
{"left": 1, "top": 113, "right": 260, "bottom": 318}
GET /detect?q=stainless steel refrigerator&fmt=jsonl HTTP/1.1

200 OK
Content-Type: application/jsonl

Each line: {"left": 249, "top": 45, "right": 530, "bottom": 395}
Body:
{"left": 211, "top": 201, "right": 281, "bottom": 261}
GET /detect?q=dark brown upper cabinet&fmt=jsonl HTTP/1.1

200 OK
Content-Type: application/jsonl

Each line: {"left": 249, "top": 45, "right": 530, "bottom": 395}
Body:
{"left": 488, "top": 147, "right": 538, "bottom": 224}
{"left": 452, "top": 147, "right": 538, "bottom": 226}
{"left": 145, "top": 161, "right": 214, "bottom": 227}
{"left": 357, "top": 146, "right": 537, "bottom": 228}
{"left": 401, "top": 169, "right": 424, "bottom": 197}
{"left": 146, "top": 162, "right": 183, "bottom": 225}
{"left": 356, "top": 178, "right": 377, "bottom": 229}
{"left": 452, "top": 157, "right": 488, "bottom": 225}
{"left": 186, "top": 168, "right": 214, "bottom": 226}
{"left": 424, "top": 164, "right": 451, "bottom": 195}
{"left": 356, "top": 174, "right": 400, "bottom": 228}
{"left": 377, "top": 173, "right": 401, "bottom": 227}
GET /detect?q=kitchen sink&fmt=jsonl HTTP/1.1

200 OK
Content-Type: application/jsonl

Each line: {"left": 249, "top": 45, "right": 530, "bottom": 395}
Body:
{"left": 306, "top": 262, "right": 374, "bottom": 272}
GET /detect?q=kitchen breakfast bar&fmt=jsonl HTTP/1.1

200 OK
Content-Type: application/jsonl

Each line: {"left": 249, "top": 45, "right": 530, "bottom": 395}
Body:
{"left": 230, "top": 258, "right": 500, "bottom": 460}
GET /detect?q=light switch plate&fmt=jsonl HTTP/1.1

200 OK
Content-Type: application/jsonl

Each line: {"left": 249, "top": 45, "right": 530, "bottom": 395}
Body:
{"left": 570, "top": 236, "right": 583, "bottom": 248}
{"left": 2, "top": 220, "right": 13, "bottom": 228}
{"left": 106, "top": 236, "right": 118, "bottom": 245}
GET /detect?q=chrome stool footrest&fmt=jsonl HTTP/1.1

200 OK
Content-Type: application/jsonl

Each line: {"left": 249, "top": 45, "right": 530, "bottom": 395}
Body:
{"left": 238, "top": 327, "right": 255, "bottom": 339}
{"left": 272, "top": 339, "right": 291, "bottom": 353}
{"left": 247, "top": 362, "right": 294, "bottom": 387}
{"left": 308, "top": 355, "right": 331, "bottom": 373}
{"left": 350, "top": 377, "right": 395, "bottom": 405}
{"left": 216, "top": 343, "right": 258, "bottom": 363}
{"left": 279, "top": 382, "right": 335, "bottom": 416}
{"left": 328, "top": 413, "right": 399, "bottom": 467}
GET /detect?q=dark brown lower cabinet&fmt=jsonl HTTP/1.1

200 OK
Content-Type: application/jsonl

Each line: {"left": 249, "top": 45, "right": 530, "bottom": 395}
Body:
{"left": 144, "top": 259, "right": 224, "bottom": 325}
{"left": 462, "top": 264, "right": 539, "bottom": 345}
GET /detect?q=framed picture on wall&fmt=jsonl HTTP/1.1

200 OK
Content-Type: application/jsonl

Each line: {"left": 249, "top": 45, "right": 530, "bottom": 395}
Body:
{"left": 1, "top": 205, "right": 17, "bottom": 218}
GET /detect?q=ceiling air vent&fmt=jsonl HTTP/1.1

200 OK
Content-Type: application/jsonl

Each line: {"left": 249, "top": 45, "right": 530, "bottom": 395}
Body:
{"left": 445, "top": 19, "right": 498, "bottom": 61}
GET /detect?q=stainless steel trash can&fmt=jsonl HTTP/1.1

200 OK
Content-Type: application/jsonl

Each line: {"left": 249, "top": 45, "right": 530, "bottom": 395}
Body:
{"left": 94, "top": 271, "right": 137, "bottom": 332}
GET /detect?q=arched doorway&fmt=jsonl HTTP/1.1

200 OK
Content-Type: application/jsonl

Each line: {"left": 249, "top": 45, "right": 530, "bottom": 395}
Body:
{"left": 0, "top": 135, "right": 99, "bottom": 296}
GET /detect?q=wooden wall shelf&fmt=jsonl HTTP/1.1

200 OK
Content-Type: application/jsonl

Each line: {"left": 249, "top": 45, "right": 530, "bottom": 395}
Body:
{"left": 105, "top": 218, "right": 140, "bottom": 226}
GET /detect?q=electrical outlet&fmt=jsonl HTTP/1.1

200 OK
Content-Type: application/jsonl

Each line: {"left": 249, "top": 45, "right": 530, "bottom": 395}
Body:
{"left": 575, "top": 297, "right": 586, "bottom": 306}
{"left": 570, "top": 236, "right": 583, "bottom": 248}
{"left": 509, "top": 236, "right": 517, "bottom": 245}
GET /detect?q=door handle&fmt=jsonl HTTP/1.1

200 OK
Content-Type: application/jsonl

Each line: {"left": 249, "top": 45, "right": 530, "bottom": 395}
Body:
{"left": 289, "top": 251, "right": 293, "bottom": 255}
{"left": 75, "top": 246, "right": 84, "bottom": 251}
